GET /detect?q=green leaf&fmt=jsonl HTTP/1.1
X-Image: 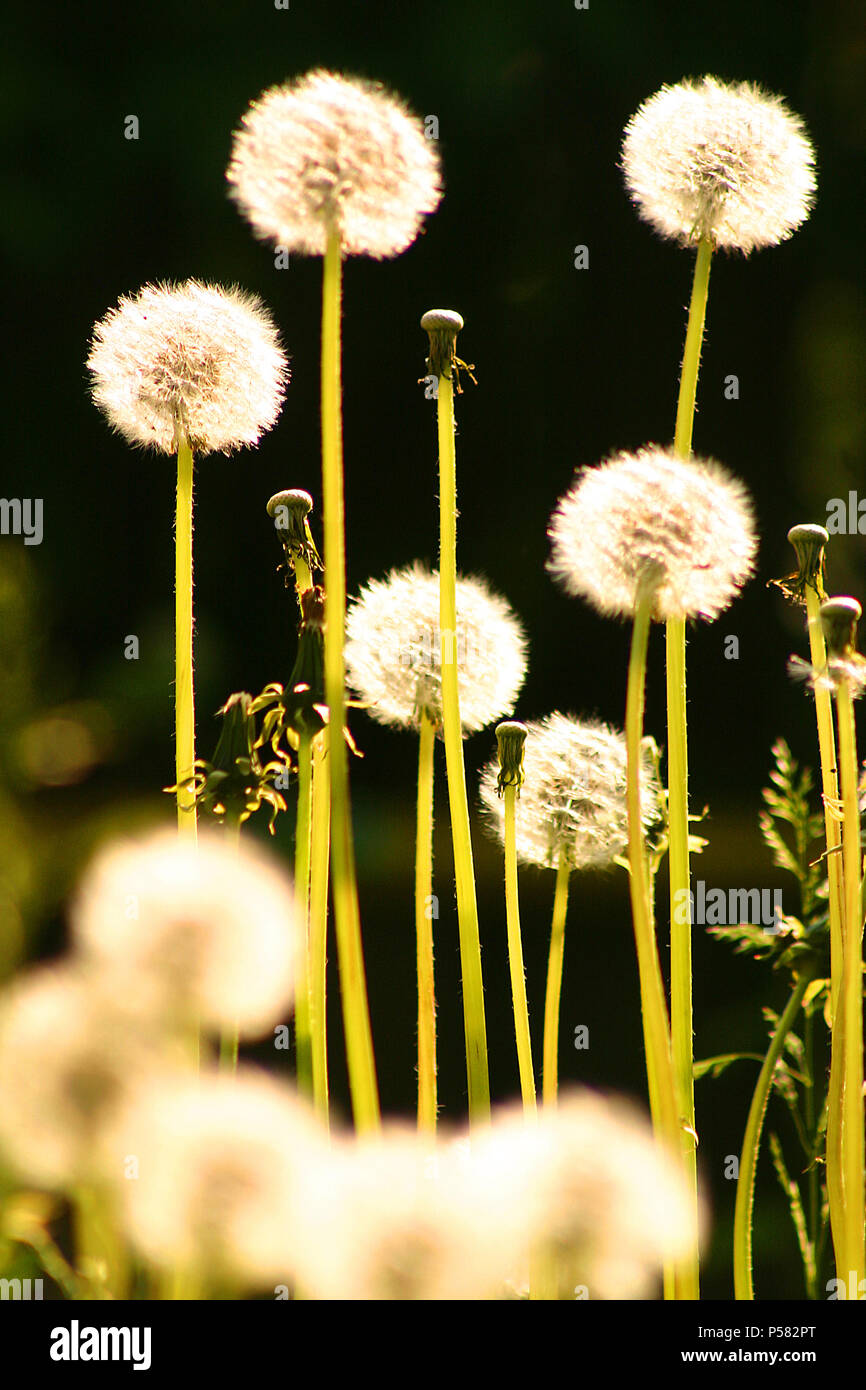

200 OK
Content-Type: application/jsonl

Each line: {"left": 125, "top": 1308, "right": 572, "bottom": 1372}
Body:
{"left": 693, "top": 1052, "right": 765, "bottom": 1080}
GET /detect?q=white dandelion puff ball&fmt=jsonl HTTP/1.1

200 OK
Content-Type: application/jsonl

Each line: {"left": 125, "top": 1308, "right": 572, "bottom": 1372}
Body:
{"left": 621, "top": 75, "right": 817, "bottom": 254}
{"left": 0, "top": 963, "right": 187, "bottom": 1188}
{"left": 71, "top": 827, "right": 297, "bottom": 1040}
{"left": 227, "top": 69, "right": 442, "bottom": 258}
{"left": 479, "top": 713, "right": 662, "bottom": 870}
{"left": 107, "top": 1069, "right": 325, "bottom": 1286}
{"left": 344, "top": 562, "right": 528, "bottom": 735}
{"left": 87, "top": 279, "right": 288, "bottom": 455}
{"left": 467, "top": 1089, "right": 699, "bottom": 1299}
{"left": 548, "top": 446, "right": 757, "bottom": 623}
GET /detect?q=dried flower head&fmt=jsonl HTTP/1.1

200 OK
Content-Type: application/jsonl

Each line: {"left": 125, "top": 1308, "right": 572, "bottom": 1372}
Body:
{"left": 466, "top": 1089, "right": 698, "bottom": 1299}
{"left": 621, "top": 76, "right": 816, "bottom": 254}
{"left": 344, "top": 563, "right": 528, "bottom": 734}
{"left": 71, "top": 827, "right": 297, "bottom": 1039}
{"left": 548, "top": 446, "right": 757, "bottom": 622}
{"left": 227, "top": 70, "right": 442, "bottom": 258}
{"left": 789, "top": 595, "right": 866, "bottom": 697}
{"left": 479, "top": 713, "right": 662, "bottom": 871}
{"left": 106, "top": 1070, "right": 324, "bottom": 1285}
{"left": 87, "top": 280, "right": 288, "bottom": 454}
{"left": 0, "top": 963, "right": 185, "bottom": 1188}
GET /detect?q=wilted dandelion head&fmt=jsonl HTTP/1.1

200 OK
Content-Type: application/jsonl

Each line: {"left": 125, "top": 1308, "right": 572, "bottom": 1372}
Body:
{"left": 344, "top": 563, "right": 528, "bottom": 735}
{"left": 548, "top": 446, "right": 757, "bottom": 622}
{"left": 621, "top": 76, "right": 816, "bottom": 254}
{"left": 87, "top": 280, "right": 288, "bottom": 455}
{"left": 789, "top": 596, "right": 866, "bottom": 697}
{"left": 71, "top": 827, "right": 297, "bottom": 1039}
{"left": 467, "top": 1089, "right": 699, "bottom": 1299}
{"left": 106, "top": 1070, "right": 324, "bottom": 1286}
{"left": 292, "top": 1123, "right": 527, "bottom": 1300}
{"left": 0, "top": 964, "right": 183, "bottom": 1188}
{"left": 479, "top": 712, "right": 662, "bottom": 871}
{"left": 227, "top": 70, "right": 442, "bottom": 258}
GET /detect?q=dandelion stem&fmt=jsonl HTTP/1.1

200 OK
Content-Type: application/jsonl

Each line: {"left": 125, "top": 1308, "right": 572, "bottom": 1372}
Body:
{"left": 321, "top": 226, "right": 379, "bottom": 1131}
{"left": 733, "top": 962, "right": 817, "bottom": 1299}
{"left": 218, "top": 813, "right": 242, "bottom": 1073}
{"left": 175, "top": 431, "right": 197, "bottom": 841}
{"left": 542, "top": 854, "right": 570, "bottom": 1108}
{"left": 294, "top": 729, "right": 315, "bottom": 1099}
{"left": 309, "top": 729, "right": 331, "bottom": 1126}
{"left": 415, "top": 711, "right": 438, "bottom": 1131}
{"left": 667, "top": 232, "right": 713, "bottom": 1300}
{"left": 504, "top": 782, "right": 537, "bottom": 1115}
{"left": 835, "top": 678, "right": 865, "bottom": 1287}
{"left": 626, "top": 589, "right": 685, "bottom": 1297}
{"left": 436, "top": 370, "right": 491, "bottom": 1124}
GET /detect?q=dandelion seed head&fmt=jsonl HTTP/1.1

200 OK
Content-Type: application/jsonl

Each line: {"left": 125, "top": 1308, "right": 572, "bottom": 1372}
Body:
{"left": 71, "top": 827, "right": 297, "bottom": 1039}
{"left": 108, "top": 1070, "right": 324, "bottom": 1285}
{"left": 0, "top": 964, "right": 183, "bottom": 1188}
{"left": 621, "top": 76, "right": 816, "bottom": 254}
{"left": 344, "top": 563, "right": 528, "bottom": 735}
{"left": 227, "top": 70, "right": 442, "bottom": 258}
{"left": 87, "top": 280, "right": 288, "bottom": 454}
{"left": 548, "top": 446, "right": 757, "bottom": 622}
{"left": 479, "top": 712, "right": 662, "bottom": 870}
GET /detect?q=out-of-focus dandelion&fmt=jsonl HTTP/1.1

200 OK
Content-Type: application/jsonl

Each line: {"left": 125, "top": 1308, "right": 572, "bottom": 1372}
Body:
{"left": 347, "top": 563, "right": 527, "bottom": 1129}
{"left": 106, "top": 1070, "right": 325, "bottom": 1291}
{"left": 87, "top": 280, "right": 288, "bottom": 840}
{"left": 621, "top": 75, "right": 816, "bottom": 255}
{"left": 227, "top": 68, "right": 441, "bottom": 1130}
{"left": 481, "top": 714, "right": 663, "bottom": 1107}
{"left": 548, "top": 446, "right": 757, "bottom": 625}
{"left": 71, "top": 827, "right": 297, "bottom": 1041}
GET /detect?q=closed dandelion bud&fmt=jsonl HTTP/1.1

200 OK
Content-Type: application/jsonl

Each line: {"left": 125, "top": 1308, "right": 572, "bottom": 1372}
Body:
{"left": 548, "top": 446, "right": 757, "bottom": 623}
{"left": 820, "top": 596, "right": 862, "bottom": 659}
{"left": 106, "top": 1070, "right": 326, "bottom": 1286}
{"left": 780, "top": 522, "right": 829, "bottom": 604}
{"left": 70, "top": 828, "right": 297, "bottom": 1039}
{"left": 87, "top": 280, "right": 288, "bottom": 455}
{"left": 344, "top": 563, "right": 528, "bottom": 735}
{"left": 479, "top": 713, "right": 662, "bottom": 871}
{"left": 495, "top": 720, "right": 528, "bottom": 796}
{"left": 621, "top": 76, "right": 817, "bottom": 254}
{"left": 227, "top": 70, "right": 442, "bottom": 258}
{"left": 0, "top": 964, "right": 185, "bottom": 1188}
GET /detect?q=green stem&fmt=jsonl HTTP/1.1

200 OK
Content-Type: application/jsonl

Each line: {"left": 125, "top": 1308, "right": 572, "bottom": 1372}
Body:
{"left": 73, "top": 1184, "right": 130, "bottom": 1301}
{"left": 667, "top": 232, "right": 712, "bottom": 1299}
{"left": 436, "top": 371, "right": 491, "bottom": 1124}
{"left": 542, "top": 854, "right": 570, "bottom": 1108}
{"left": 218, "top": 814, "right": 242, "bottom": 1073}
{"left": 733, "top": 964, "right": 817, "bottom": 1299}
{"left": 504, "top": 782, "right": 537, "bottom": 1114}
{"left": 175, "top": 432, "right": 197, "bottom": 841}
{"left": 320, "top": 226, "right": 380, "bottom": 1131}
{"left": 626, "top": 591, "right": 685, "bottom": 1299}
{"left": 294, "top": 730, "right": 314, "bottom": 1099}
{"left": 415, "top": 712, "right": 438, "bottom": 1131}
{"left": 309, "top": 730, "right": 331, "bottom": 1126}
{"left": 835, "top": 680, "right": 865, "bottom": 1288}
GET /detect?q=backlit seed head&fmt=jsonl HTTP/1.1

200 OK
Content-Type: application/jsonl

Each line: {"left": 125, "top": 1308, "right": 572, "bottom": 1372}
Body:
{"left": 71, "top": 827, "right": 297, "bottom": 1039}
{"left": 87, "top": 280, "right": 288, "bottom": 455}
{"left": 344, "top": 563, "right": 528, "bottom": 735}
{"left": 548, "top": 446, "right": 757, "bottom": 623}
{"left": 107, "top": 1069, "right": 325, "bottom": 1285}
{"left": 621, "top": 76, "right": 816, "bottom": 254}
{"left": 227, "top": 70, "right": 442, "bottom": 258}
{"left": 479, "top": 713, "right": 663, "bottom": 871}
{"left": 0, "top": 963, "right": 184, "bottom": 1188}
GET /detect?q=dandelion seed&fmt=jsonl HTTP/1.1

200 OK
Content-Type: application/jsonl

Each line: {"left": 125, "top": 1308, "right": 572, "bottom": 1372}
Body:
{"left": 621, "top": 76, "right": 816, "bottom": 254}
{"left": 345, "top": 563, "right": 528, "bottom": 735}
{"left": 71, "top": 827, "right": 297, "bottom": 1039}
{"left": 227, "top": 70, "right": 442, "bottom": 258}
{"left": 0, "top": 964, "right": 184, "bottom": 1188}
{"left": 548, "top": 445, "right": 757, "bottom": 623}
{"left": 480, "top": 713, "right": 662, "bottom": 871}
{"left": 87, "top": 280, "right": 288, "bottom": 455}
{"left": 107, "top": 1069, "right": 324, "bottom": 1285}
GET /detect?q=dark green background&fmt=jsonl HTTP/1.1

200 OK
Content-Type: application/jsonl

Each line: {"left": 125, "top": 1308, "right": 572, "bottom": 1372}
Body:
{"left": 3, "top": 0, "right": 865, "bottom": 1300}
